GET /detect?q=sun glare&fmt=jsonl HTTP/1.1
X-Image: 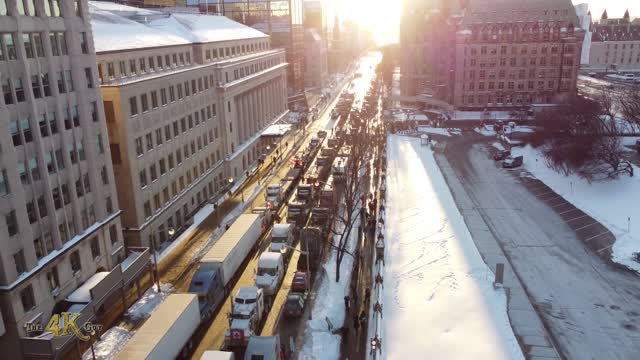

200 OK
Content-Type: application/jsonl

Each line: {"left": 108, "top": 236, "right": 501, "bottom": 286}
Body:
{"left": 330, "top": 0, "right": 401, "bottom": 45}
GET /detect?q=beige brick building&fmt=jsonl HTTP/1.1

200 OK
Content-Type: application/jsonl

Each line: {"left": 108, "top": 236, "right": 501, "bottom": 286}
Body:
{"left": 588, "top": 11, "right": 640, "bottom": 72}
{"left": 90, "top": 3, "right": 288, "bottom": 249}
{"left": 0, "top": 0, "right": 126, "bottom": 357}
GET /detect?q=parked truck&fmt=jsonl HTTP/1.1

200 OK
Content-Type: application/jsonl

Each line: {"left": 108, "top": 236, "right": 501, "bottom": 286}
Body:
{"left": 270, "top": 223, "right": 294, "bottom": 260}
{"left": 118, "top": 294, "right": 200, "bottom": 360}
{"left": 190, "top": 213, "right": 263, "bottom": 303}
{"left": 332, "top": 157, "right": 349, "bottom": 182}
{"left": 265, "top": 183, "right": 284, "bottom": 209}
{"left": 287, "top": 199, "right": 309, "bottom": 227}
{"left": 225, "top": 287, "right": 266, "bottom": 349}
{"left": 243, "top": 335, "right": 282, "bottom": 360}
{"left": 255, "top": 252, "right": 285, "bottom": 296}
{"left": 297, "top": 227, "right": 324, "bottom": 273}
{"left": 296, "top": 183, "right": 315, "bottom": 203}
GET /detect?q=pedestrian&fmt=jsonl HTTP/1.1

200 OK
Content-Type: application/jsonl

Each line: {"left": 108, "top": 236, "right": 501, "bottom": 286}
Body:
{"left": 344, "top": 295, "right": 350, "bottom": 311}
{"left": 353, "top": 313, "right": 360, "bottom": 332}
{"left": 359, "top": 310, "right": 367, "bottom": 327}
{"left": 365, "top": 287, "right": 371, "bottom": 303}
{"left": 225, "top": 223, "right": 230, "bottom": 231}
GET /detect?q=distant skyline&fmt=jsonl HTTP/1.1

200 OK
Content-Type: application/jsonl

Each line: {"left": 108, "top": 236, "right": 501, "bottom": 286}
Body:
{"left": 572, "top": 0, "right": 639, "bottom": 19}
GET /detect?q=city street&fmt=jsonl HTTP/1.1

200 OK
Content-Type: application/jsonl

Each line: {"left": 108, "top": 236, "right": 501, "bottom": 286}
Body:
{"left": 437, "top": 134, "right": 640, "bottom": 359}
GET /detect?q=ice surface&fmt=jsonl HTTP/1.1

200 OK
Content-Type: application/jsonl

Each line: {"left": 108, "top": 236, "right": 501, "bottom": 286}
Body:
{"left": 374, "top": 136, "right": 523, "bottom": 360}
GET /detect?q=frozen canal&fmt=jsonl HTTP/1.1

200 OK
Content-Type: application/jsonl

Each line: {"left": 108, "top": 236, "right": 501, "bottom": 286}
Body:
{"left": 380, "top": 136, "right": 523, "bottom": 359}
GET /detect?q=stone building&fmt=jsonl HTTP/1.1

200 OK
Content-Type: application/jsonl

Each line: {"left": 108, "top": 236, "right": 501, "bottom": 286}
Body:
{"left": 89, "top": 2, "right": 288, "bottom": 249}
{"left": 588, "top": 10, "right": 640, "bottom": 72}
{"left": 0, "top": 0, "right": 129, "bottom": 357}
{"left": 401, "top": 0, "right": 584, "bottom": 109}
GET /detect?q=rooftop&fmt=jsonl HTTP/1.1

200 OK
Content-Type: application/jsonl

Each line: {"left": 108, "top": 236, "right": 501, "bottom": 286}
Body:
{"left": 88, "top": 1, "right": 268, "bottom": 53}
{"left": 462, "top": 0, "right": 579, "bottom": 25}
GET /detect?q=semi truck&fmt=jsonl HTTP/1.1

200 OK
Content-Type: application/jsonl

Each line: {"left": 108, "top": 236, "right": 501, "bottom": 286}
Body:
{"left": 287, "top": 199, "right": 309, "bottom": 227}
{"left": 270, "top": 223, "right": 294, "bottom": 259}
{"left": 225, "top": 287, "right": 266, "bottom": 349}
{"left": 296, "top": 183, "right": 315, "bottom": 203}
{"left": 118, "top": 294, "right": 200, "bottom": 360}
{"left": 297, "top": 227, "right": 324, "bottom": 274}
{"left": 265, "top": 183, "right": 284, "bottom": 208}
{"left": 189, "top": 213, "right": 264, "bottom": 316}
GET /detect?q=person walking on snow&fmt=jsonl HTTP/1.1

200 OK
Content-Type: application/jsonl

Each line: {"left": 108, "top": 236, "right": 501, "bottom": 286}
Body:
{"left": 344, "top": 295, "right": 350, "bottom": 311}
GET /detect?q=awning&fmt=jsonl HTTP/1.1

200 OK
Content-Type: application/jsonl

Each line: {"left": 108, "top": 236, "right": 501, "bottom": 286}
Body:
{"left": 261, "top": 124, "right": 292, "bottom": 137}
{"left": 65, "top": 272, "right": 110, "bottom": 304}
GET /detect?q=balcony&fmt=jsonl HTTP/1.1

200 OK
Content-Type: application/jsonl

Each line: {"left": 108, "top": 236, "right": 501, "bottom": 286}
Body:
{"left": 20, "top": 249, "right": 151, "bottom": 360}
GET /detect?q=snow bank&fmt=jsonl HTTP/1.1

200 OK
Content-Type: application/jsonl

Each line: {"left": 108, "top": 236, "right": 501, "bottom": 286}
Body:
{"left": 475, "top": 125, "right": 497, "bottom": 137}
{"left": 514, "top": 146, "right": 640, "bottom": 272}
{"left": 82, "top": 284, "right": 174, "bottom": 360}
{"left": 377, "top": 136, "right": 523, "bottom": 359}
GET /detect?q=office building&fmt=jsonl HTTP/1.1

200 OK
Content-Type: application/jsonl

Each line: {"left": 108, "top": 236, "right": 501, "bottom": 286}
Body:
{"left": 89, "top": 2, "right": 288, "bottom": 249}
{"left": 304, "top": 28, "right": 328, "bottom": 89}
{"left": 0, "top": 0, "right": 126, "bottom": 357}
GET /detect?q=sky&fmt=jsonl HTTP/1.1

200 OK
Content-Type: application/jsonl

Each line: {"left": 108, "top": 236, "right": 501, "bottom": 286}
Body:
{"left": 326, "top": 0, "right": 640, "bottom": 46}
{"left": 572, "top": 0, "right": 640, "bottom": 19}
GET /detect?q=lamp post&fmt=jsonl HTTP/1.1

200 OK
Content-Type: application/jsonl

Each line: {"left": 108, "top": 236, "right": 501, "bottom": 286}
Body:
{"left": 150, "top": 226, "right": 173, "bottom": 293}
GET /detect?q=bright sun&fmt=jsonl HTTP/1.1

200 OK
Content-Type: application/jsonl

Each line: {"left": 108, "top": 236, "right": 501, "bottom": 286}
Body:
{"left": 328, "top": 0, "right": 401, "bottom": 45}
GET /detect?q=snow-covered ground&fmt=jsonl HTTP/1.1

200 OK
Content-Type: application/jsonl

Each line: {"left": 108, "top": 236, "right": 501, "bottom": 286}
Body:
{"left": 298, "top": 205, "right": 361, "bottom": 359}
{"left": 416, "top": 126, "right": 451, "bottom": 137}
{"left": 375, "top": 136, "right": 523, "bottom": 359}
{"left": 82, "top": 284, "right": 174, "bottom": 360}
{"left": 513, "top": 145, "right": 640, "bottom": 272}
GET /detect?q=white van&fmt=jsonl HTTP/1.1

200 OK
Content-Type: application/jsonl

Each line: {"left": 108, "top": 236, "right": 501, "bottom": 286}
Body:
{"left": 255, "top": 253, "right": 284, "bottom": 296}
{"left": 270, "top": 224, "right": 294, "bottom": 259}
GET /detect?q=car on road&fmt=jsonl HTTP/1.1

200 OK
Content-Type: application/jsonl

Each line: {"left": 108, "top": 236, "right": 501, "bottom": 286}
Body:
{"left": 493, "top": 149, "right": 511, "bottom": 161}
{"left": 283, "top": 293, "right": 306, "bottom": 318}
{"left": 502, "top": 155, "right": 523, "bottom": 168}
{"left": 291, "top": 271, "right": 309, "bottom": 292}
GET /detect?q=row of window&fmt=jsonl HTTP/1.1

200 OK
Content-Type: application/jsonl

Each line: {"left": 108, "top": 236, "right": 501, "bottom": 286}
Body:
{"left": 466, "top": 80, "right": 557, "bottom": 91}
{"left": 606, "top": 43, "right": 639, "bottom": 50}
{"left": 467, "top": 44, "right": 562, "bottom": 56}
{"left": 466, "top": 68, "right": 564, "bottom": 80}
{"left": 143, "top": 165, "right": 225, "bottom": 226}
{"left": 19, "top": 221, "right": 118, "bottom": 314}
{"left": 463, "top": 92, "right": 559, "bottom": 106}
{"left": 467, "top": 56, "right": 561, "bottom": 68}
{"left": 2, "top": 68, "right": 94, "bottom": 105}
{"left": 231, "top": 58, "right": 281, "bottom": 82}
{"left": 204, "top": 40, "right": 269, "bottom": 62}
{"left": 99, "top": 51, "right": 192, "bottom": 83}
{"left": 139, "top": 129, "right": 217, "bottom": 190}
{"left": 129, "top": 75, "right": 216, "bottom": 116}
{"left": 0, "top": 30, "right": 88, "bottom": 62}
{"left": 0, "top": 0, "right": 82, "bottom": 18}
{"left": 599, "top": 56, "right": 640, "bottom": 65}
{"left": 134, "top": 104, "right": 218, "bottom": 157}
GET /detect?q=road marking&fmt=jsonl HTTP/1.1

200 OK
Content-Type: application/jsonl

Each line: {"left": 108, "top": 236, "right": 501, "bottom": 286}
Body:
{"left": 558, "top": 208, "right": 579, "bottom": 215}
{"left": 547, "top": 200, "right": 567, "bottom": 208}
{"left": 585, "top": 231, "right": 610, "bottom": 242}
{"left": 567, "top": 214, "right": 590, "bottom": 223}
{"left": 596, "top": 244, "right": 614, "bottom": 253}
{"left": 574, "top": 222, "right": 599, "bottom": 231}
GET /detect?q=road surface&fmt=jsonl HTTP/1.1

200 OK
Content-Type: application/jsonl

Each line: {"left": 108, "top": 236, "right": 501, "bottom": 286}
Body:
{"left": 441, "top": 134, "right": 640, "bottom": 359}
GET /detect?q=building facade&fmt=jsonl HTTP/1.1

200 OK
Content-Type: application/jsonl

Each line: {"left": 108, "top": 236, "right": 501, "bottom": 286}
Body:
{"left": 304, "top": 28, "right": 328, "bottom": 89}
{"left": 588, "top": 10, "right": 640, "bottom": 71}
{"left": 90, "top": 3, "right": 288, "bottom": 249}
{"left": 0, "top": 0, "right": 125, "bottom": 357}
{"left": 401, "top": 0, "right": 584, "bottom": 109}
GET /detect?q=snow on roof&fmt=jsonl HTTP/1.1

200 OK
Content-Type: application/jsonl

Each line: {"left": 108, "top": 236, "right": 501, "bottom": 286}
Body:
{"left": 65, "top": 272, "right": 110, "bottom": 304}
{"left": 120, "top": 251, "right": 142, "bottom": 271}
{"left": 89, "top": 1, "right": 267, "bottom": 53}
{"left": 258, "top": 252, "right": 282, "bottom": 267}
{"left": 261, "top": 124, "right": 292, "bottom": 136}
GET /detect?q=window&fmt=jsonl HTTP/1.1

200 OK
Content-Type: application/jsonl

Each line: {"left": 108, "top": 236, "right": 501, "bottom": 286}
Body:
{"left": 91, "top": 101, "right": 98, "bottom": 122}
{"left": 90, "top": 237, "right": 100, "bottom": 258}
{"left": 159, "top": 158, "right": 166, "bottom": 175}
{"left": 155, "top": 128, "right": 163, "bottom": 146}
{"left": 129, "top": 97, "right": 138, "bottom": 116}
{"left": 160, "top": 88, "right": 167, "bottom": 105}
{"left": 157, "top": 55, "right": 162, "bottom": 69}
{"left": 20, "top": 285, "right": 35, "bottom": 312}
{"left": 145, "top": 132, "right": 153, "bottom": 151}
{"left": 47, "top": 266, "right": 60, "bottom": 291}
{"left": 23, "top": 33, "right": 33, "bottom": 58}
{"left": 59, "top": 31, "right": 68, "bottom": 55}
{"left": 144, "top": 201, "right": 152, "bottom": 219}
{"left": 84, "top": 68, "right": 94, "bottom": 88}
{"left": 164, "top": 124, "right": 171, "bottom": 141}
{"left": 139, "top": 58, "right": 146, "bottom": 73}
{"left": 34, "top": 237, "right": 44, "bottom": 260}
{"left": 135, "top": 137, "right": 143, "bottom": 156}
{"left": 148, "top": 56, "right": 154, "bottom": 71}
{"left": 0, "top": 169, "right": 9, "bottom": 196}
{"left": 106, "top": 196, "right": 113, "bottom": 214}
{"left": 107, "top": 62, "right": 114, "bottom": 79}
{"left": 54, "top": 149, "right": 63, "bottom": 170}
{"left": 101, "top": 166, "right": 109, "bottom": 185}
{"left": 109, "top": 225, "right": 118, "bottom": 245}
{"left": 150, "top": 164, "right": 157, "bottom": 182}
{"left": 27, "top": 200, "right": 37, "bottom": 223}
{"left": 168, "top": 153, "right": 174, "bottom": 169}
{"left": 80, "top": 32, "right": 88, "bottom": 54}
{"left": 29, "top": 158, "right": 39, "bottom": 181}
{"left": 119, "top": 61, "right": 126, "bottom": 77}
{"left": 14, "top": 249, "right": 27, "bottom": 275}
{"left": 151, "top": 90, "right": 158, "bottom": 108}
{"left": 3, "top": 78, "right": 13, "bottom": 104}
{"left": 6, "top": 210, "right": 18, "bottom": 236}
{"left": 177, "top": 83, "right": 183, "bottom": 99}
{"left": 154, "top": 193, "right": 161, "bottom": 211}
{"left": 129, "top": 59, "right": 137, "bottom": 75}
{"left": 15, "top": 78, "right": 25, "bottom": 102}
{"left": 41, "top": 73, "right": 50, "bottom": 96}
{"left": 65, "top": 70, "right": 73, "bottom": 92}
{"left": 31, "top": 74, "right": 41, "bottom": 98}
{"left": 33, "top": 33, "right": 44, "bottom": 57}
{"left": 70, "top": 250, "right": 81, "bottom": 273}
{"left": 61, "top": 183, "right": 70, "bottom": 204}
{"left": 97, "top": 134, "right": 104, "bottom": 154}
{"left": 141, "top": 94, "right": 149, "bottom": 112}
{"left": 169, "top": 86, "right": 175, "bottom": 102}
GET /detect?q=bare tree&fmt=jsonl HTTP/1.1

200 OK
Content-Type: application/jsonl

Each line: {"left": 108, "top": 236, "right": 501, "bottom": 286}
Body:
{"left": 619, "top": 84, "right": 640, "bottom": 129}
{"left": 330, "top": 130, "right": 369, "bottom": 282}
{"left": 532, "top": 95, "right": 633, "bottom": 180}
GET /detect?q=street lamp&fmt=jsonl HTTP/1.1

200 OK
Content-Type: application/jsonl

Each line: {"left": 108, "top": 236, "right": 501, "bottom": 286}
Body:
{"left": 150, "top": 226, "right": 173, "bottom": 293}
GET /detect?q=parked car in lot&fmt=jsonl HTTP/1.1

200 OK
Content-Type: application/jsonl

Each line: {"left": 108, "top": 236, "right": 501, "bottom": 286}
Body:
{"left": 493, "top": 149, "right": 511, "bottom": 161}
{"left": 502, "top": 155, "right": 523, "bottom": 168}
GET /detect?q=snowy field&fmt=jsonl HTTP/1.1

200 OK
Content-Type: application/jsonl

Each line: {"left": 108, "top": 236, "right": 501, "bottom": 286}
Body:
{"left": 379, "top": 136, "right": 523, "bottom": 360}
{"left": 512, "top": 145, "right": 640, "bottom": 272}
